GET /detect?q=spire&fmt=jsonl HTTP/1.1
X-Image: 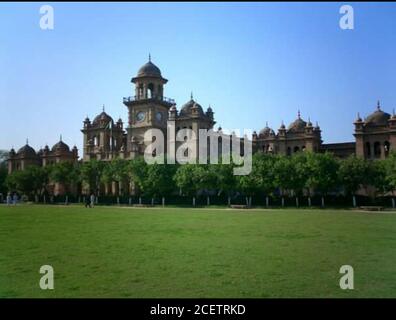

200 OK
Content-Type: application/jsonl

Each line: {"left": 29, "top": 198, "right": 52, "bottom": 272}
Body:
{"left": 377, "top": 100, "right": 381, "bottom": 110}
{"left": 102, "top": 104, "right": 105, "bottom": 112}
{"left": 190, "top": 91, "right": 193, "bottom": 100}
{"left": 60, "top": 134, "right": 62, "bottom": 142}
{"left": 148, "top": 53, "right": 151, "bottom": 62}
{"left": 266, "top": 121, "right": 268, "bottom": 127}
{"left": 26, "top": 138, "right": 29, "bottom": 145}
{"left": 298, "top": 110, "right": 301, "bottom": 119}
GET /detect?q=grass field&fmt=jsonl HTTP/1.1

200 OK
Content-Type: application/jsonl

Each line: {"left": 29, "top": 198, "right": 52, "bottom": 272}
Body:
{"left": 0, "top": 205, "right": 396, "bottom": 298}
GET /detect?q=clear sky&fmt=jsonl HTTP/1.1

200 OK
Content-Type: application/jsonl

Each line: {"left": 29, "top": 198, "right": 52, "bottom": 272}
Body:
{"left": 1, "top": 2, "right": 396, "bottom": 154}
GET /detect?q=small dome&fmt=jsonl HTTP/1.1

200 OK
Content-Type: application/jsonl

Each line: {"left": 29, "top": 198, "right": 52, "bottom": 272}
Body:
{"left": 92, "top": 111, "right": 113, "bottom": 126}
{"left": 288, "top": 112, "right": 307, "bottom": 132}
{"left": 137, "top": 60, "right": 162, "bottom": 78}
{"left": 180, "top": 99, "right": 204, "bottom": 117}
{"left": 52, "top": 140, "right": 70, "bottom": 152}
{"left": 365, "top": 103, "right": 391, "bottom": 126}
{"left": 259, "top": 123, "right": 275, "bottom": 137}
{"left": 17, "top": 144, "right": 36, "bottom": 157}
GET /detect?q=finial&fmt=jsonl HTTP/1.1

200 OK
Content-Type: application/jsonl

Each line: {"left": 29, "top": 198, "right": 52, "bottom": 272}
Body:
{"left": 102, "top": 104, "right": 105, "bottom": 112}
{"left": 393, "top": 108, "right": 395, "bottom": 116}
{"left": 26, "top": 138, "right": 29, "bottom": 145}
{"left": 190, "top": 91, "right": 193, "bottom": 100}
{"left": 377, "top": 100, "right": 381, "bottom": 110}
{"left": 298, "top": 110, "right": 301, "bottom": 118}
{"left": 266, "top": 121, "right": 268, "bottom": 127}
{"left": 60, "top": 134, "right": 63, "bottom": 142}
{"left": 149, "top": 53, "right": 151, "bottom": 62}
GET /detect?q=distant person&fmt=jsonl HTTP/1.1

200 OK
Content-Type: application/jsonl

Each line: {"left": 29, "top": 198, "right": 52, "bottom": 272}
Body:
{"left": 12, "top": 193, "right": 18, "bottom": 205}
{"left": 84, "top": 195, "right": 91, "bottom": 208}
{"left": 6, "top": 193, "right": 12, "bottom": 205}
{"left": 90, "top": 193, "right": 95, "bottom": 208}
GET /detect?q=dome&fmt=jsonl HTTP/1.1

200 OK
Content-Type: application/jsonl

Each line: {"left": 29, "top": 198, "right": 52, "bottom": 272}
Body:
{"left": 92, "top": 111, "right": 113, "bottom": 126}
{"left": 288, "top": 112, "right": 307, "bottom": 132}
{"left": 180, "top": 99, "right": 205, "bottom": 117}
{"left": 52, "top": 140, "right": 70, "bottom": 152}
{"left": 259, "top": 123, "right": 275, "bottom": 137}
{"left": 137, "top": 60, "right": 162, "bottom": 78}
{"left": 17, "top": 144, "right": 36, "bottom": 157}
{"left": 365, "top": 104, "right": 391, "bottom": 126}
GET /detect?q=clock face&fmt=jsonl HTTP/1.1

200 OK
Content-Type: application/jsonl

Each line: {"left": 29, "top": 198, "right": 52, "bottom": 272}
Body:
{"left": 155, "top": 112, "right": 163, "bottom": 122}
{"left": 136, "top": 111, "right": 145, "bottom": 122}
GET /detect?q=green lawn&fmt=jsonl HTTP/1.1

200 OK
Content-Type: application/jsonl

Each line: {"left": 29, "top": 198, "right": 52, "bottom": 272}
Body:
{"left": 0, "top": 205, "right": 396, "bottom": 298}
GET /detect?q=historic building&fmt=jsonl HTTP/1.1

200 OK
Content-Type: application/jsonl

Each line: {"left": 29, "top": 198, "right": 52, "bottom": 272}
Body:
{"left": 252, "top": 111, "right": 322, "bottom": 156}
{"left": 82, "top": 57, "right": 216, "bottom": 162}
{"left": 354, "top": 101, "right": 396, "bottom": 160}
{"left": 7, "top": 137, "right": 78, "bottom": 194}
{"left": 7, "top": 58, "right": 396, "bottom": 195}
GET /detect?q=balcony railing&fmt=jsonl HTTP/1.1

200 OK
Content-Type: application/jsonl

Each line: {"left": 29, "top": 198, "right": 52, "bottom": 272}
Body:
{"left": 123, "top": 95, "right": 175, "bottom": 104}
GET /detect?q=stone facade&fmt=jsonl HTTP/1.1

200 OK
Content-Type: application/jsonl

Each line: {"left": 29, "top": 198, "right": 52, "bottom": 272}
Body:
{"left": 354, "top": 101, "right": 396, "bottom": 160}
{"left": 8, "top": 138, "right": 78, "bottom": 195}
{"left": 8, "top": 60, "right": 396, "bottom": 191}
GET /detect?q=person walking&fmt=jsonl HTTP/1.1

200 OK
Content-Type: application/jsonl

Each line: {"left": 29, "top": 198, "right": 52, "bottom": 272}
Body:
{"left": 90, "top": 193, "right": 95, "bottom": 208}
{"left": 12, "top": 193, "right": 18, "bottom": 205}
{"left": 84, "top": 194, "right": 91, "bottom": 208}
{"left": 6, "top": 193, "right": 12, "bottom": 205}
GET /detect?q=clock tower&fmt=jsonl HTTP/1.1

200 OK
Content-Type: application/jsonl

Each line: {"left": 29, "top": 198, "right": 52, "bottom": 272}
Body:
{"left": 123, "top": 56, "right": 175, "bottom": 155}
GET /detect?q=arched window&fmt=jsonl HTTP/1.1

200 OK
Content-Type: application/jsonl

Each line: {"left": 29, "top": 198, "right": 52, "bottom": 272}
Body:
{"left": 374, "top": 142, "right": 381, "bottom": 158}
{"left": 138, "top": 84, "right": 143, "bottom": 99}
{"left": 147, "top": 83, "right": 154, "bottom": 99}
{"left": 384, "top": 141, "right": 390, "bottom": 157}
{"left": 365, "top": 142, "right": 371, "bottom": 158}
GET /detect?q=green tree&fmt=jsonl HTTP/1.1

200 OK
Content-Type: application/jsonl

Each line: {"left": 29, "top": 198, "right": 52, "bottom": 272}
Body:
{"left": 305, "top": 152, "right": 340, "bottom": 204}
{"left": 80, "top": 159, "right": 105, "bottom": 195}
{"left": 141, "top": 163, "right": 176, "bottom": 199}
{"left": 127, "top": 157, "right": 148, "bottom": 196}
{"left": 6, "top": 165, "right": 49, "bottom": 198}
{"left": 381, "top": 152, "right": 396, "bottom": 197}
{"left": 49, "top": 161, "right": 80, "bottom": 195}
{"left": 173, "top": 164, "right": 200, "bottom": 197}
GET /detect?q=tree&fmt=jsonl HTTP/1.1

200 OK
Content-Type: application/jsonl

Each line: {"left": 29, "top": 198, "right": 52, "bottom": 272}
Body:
{"left": 173, "top": 164, "right": 200, "bottom": 197}
{"left": 382, "top": 152, "right": 396, "bottom": 197}
{"left": 48, "top": 161, "right": 80, "bottom": 195}
{"left": 141, "top": 163, "right": 176, "bottom": 200}
{"left": 127, "top": 157, "right": 148, "bottom": 196}
{"left": 338, "top": 155, "right": 373, "bottom": 206}
{"left": 305, "top": 152, "right": 340, "bottom": 205}
{"left": 6, "top": 165, "right": 49, "bottom": 198}
{"left": 80, "top": 159, "right": 105, "bottom": 195}
{"left": 215, "top": 162, "right": 237, "bottom": 203}
{"left": 236, "top": 154, "right": 265, "bottom": 206}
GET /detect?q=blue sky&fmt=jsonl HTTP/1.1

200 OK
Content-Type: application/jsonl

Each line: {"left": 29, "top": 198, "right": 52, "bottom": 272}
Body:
{"left": 1, "top": 2, "right": 396, "bottom": 154}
